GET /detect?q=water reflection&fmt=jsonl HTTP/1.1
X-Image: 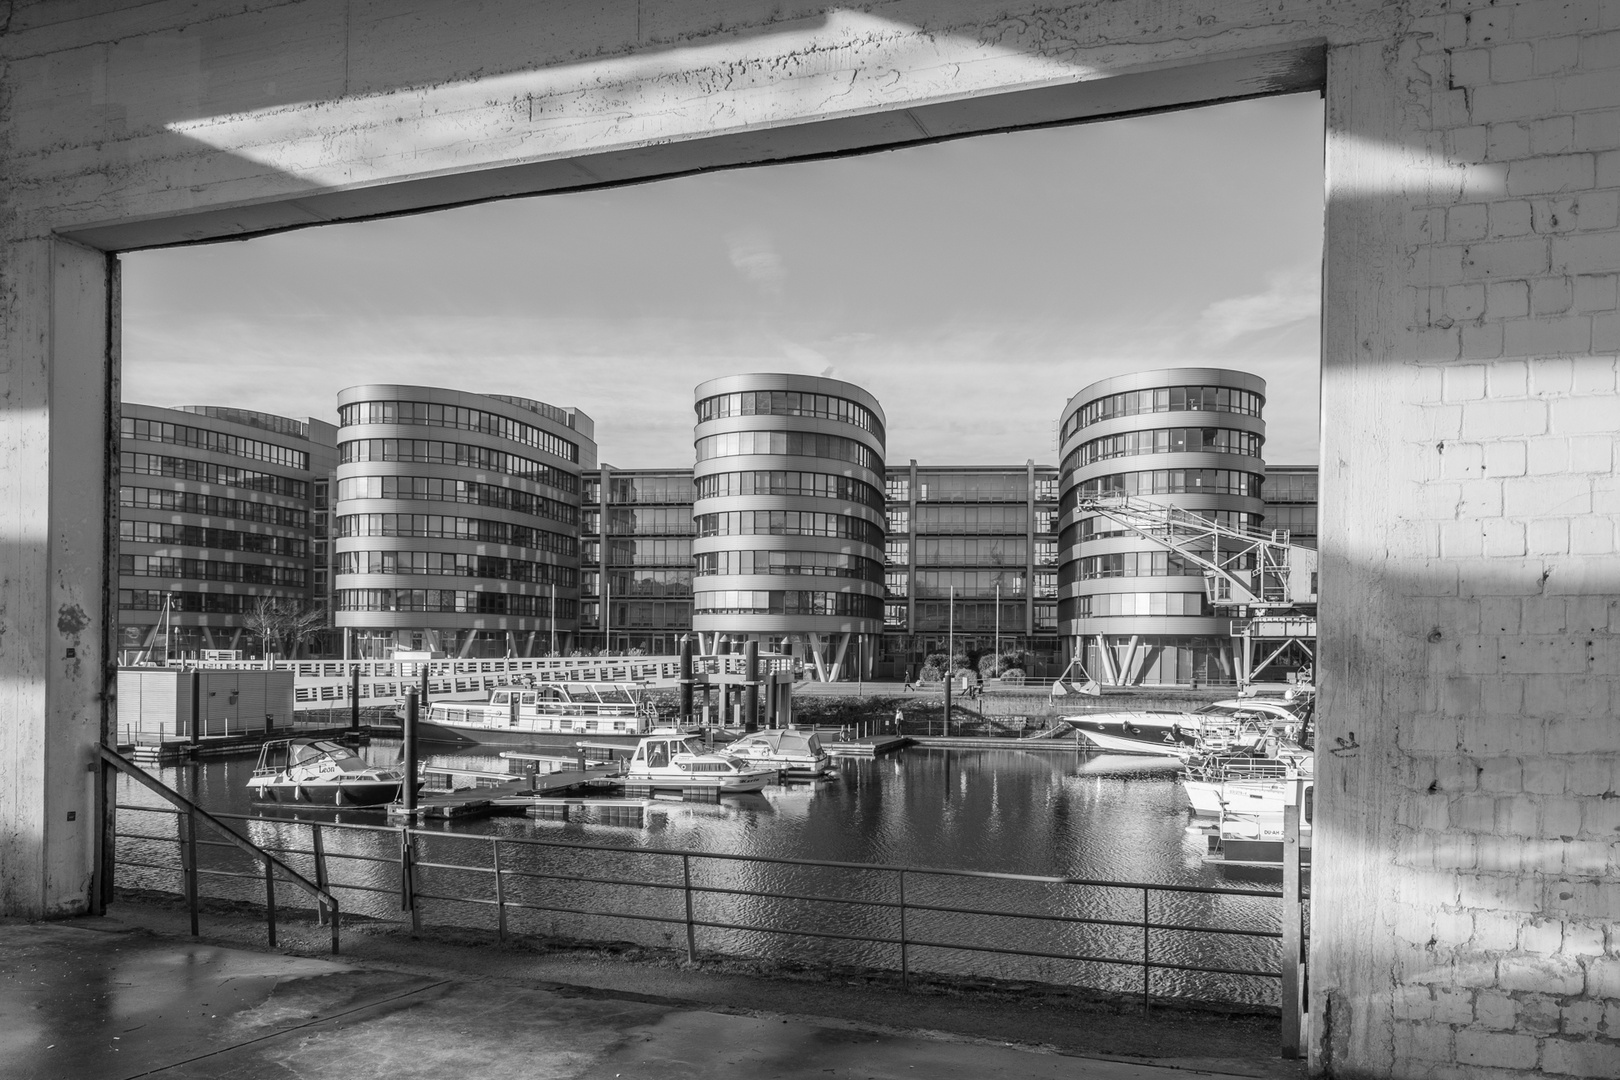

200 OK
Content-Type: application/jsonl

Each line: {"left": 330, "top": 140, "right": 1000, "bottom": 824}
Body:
{"left": 115, "top": 744, "right": 1284, "bottom": 1005}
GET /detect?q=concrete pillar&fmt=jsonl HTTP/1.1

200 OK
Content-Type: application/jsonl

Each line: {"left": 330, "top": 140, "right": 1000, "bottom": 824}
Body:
{"left": 0, "top": 238, "right": 112, "bottom": 917}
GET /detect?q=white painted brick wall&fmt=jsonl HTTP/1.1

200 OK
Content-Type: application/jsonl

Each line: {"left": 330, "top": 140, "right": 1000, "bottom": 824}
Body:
{"left": 1369, "top": 2, "right": 1620, "bottom": 1076}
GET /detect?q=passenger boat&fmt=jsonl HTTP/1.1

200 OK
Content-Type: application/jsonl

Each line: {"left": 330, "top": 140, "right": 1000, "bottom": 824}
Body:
{"left": 722, "top": 728, "right": 834, "bottom": 778}
{"left": 246, "top": 738, "right": 412, "bottom": 806}
{"left": 418, "top": 682, "right": 663, "bottom": 747}
{"left": 621, "top": 731, "right": 777, "bottom": 794}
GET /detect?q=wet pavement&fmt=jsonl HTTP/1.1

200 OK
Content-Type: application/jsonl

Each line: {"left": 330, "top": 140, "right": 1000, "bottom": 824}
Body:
{"left": 3, "top": 917, "right": 1272, "bottom": 1080}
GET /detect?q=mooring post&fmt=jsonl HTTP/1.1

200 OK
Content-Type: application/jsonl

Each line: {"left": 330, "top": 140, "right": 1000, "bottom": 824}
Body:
{"left": 403, "top": 691, "right": 419, "bottom": 816}
{"left": 350, "top": 666, "right": 361, "bottom": 731}
{"left": 189, "top": 668, "right": 202, "bottom": 745}
{"left": 678, "top": 635, "right": 694, "bottom": 724}
{"left": 744, "top": 641, "right": 760, "bottom": 732}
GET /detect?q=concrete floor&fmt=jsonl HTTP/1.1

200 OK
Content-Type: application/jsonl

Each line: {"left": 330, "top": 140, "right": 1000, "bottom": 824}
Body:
{"left": 2, "top": 916, "right": 1277, "bottom": 1080}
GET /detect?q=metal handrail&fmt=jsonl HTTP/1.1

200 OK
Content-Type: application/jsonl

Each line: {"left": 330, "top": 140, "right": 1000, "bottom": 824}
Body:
{"left": 101, "top": 746, "right": 340, "bottom": 953}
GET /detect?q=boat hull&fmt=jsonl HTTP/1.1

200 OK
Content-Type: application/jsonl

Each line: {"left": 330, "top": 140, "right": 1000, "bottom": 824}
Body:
{"left": 247, "top": 780, "right": 404, "bottom": 807}
{"left": 622, "top": 772, "right": 771, "bottom": 794}
{"left": 408, "top": 720, "right": 655, "bottom": 748}
{"left": 1074, "top": 726, "right": 1192, "bottom": 757}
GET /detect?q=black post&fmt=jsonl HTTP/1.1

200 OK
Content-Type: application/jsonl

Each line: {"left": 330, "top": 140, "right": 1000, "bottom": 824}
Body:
{"left": 349, "top": 666, "right": 361, "bottom": 731}
{"left": 744, "top": 641, "right": 760, "bottom": 732}
{"left": 419, "top": 664, "right": 430, "bottom": 706}
{"left": 943, "top": 669, "right": 952, "bottom": 738}
{"left": 678, "top": 635, "right": 694, "bottom": 724}
{"left": 189, "top": 669, "right": 201, "bottom": 745}
{"left": 403, "top": 691, "right": 419, "bottom": 815}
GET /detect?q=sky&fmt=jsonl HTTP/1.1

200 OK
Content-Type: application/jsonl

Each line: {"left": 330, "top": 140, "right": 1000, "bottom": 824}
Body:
{"left": 122, "top": 91, "right": 1324, "bottom": 468}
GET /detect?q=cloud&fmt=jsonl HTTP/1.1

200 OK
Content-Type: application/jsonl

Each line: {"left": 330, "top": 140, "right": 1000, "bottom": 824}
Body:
{"left": 725, "top": 230, "right": 786, "bottom": 297}
{"left": 1198, "top": 264, "right": 1320, "bottom": 344}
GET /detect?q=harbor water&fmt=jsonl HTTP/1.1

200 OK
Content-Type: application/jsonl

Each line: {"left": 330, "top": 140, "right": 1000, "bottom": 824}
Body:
{"left": 114, "top": 743, "right": 1291, "bottom": 1007}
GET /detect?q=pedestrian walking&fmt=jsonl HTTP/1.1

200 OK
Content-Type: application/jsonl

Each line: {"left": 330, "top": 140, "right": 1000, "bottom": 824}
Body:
{"left": 902, "top": 666, "right": 914, "bottom": 692}
{"left": 894, "top": 707, "right": 904, "bottom": 733}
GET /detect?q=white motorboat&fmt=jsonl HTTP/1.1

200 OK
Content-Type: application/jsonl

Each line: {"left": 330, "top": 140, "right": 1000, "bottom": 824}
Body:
{"left": 1067, "top": 710, "right": 1201, "bottom": 757}
{"left": 247, "top": 738, "right": 413, "bottom": 807}
{"left": 621, "top": 731, "right": 777, "bottom": 793}
{"left": 1204, "top": 798, "right": 1313, "bottom": 870}
{"left": 723, "top": 728, "right": 833, "bottom": 778}
{"left": 419, "top": 681, "right": 662, "bottom": 747}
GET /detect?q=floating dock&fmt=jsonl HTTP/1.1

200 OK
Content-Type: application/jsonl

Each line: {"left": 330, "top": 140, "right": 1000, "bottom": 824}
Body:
{"left": 823, "top": 734, "right": 911, "bottom": 757}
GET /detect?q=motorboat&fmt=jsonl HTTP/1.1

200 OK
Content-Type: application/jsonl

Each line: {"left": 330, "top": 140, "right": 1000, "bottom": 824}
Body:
{"left": 1180, "top": 697, "right": 1314, "bottom": 816}
{"left": 418, "top": 681, "right": 662, "bottom": 747}
{"left": 247, "top": 738, "right": 412, "bottom": 806}
{"left": 1203, "top": 783, "right": 1314, "bottom": 869}
{"left": 621, "top": 731, "right": 777, "bottom": 794}
{"left": 1065, "top": 710, "right": 1201, "bottom": 757}
{"left": 722, "top": 728, "right": 833, "bottom": 778}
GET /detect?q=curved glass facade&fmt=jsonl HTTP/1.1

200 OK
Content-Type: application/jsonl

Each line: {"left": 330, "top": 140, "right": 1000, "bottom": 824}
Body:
{"left": 332, "top": 384, "right": 592, "bottom": 659}
{"left": 1057, "top": 368, "right": 1267, "bottom": 687}
{"left": 692, "top": 373, "right": 885, "bottom": 680}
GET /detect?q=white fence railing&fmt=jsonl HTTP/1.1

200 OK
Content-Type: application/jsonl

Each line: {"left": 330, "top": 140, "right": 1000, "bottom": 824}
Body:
{"left": 163, "top": 654, "right": 804, "bottom": 710}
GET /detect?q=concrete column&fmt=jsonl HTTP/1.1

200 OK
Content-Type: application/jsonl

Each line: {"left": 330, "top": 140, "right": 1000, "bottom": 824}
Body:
{"left": 0, "top": 237, "right": 113, "bottom": 917}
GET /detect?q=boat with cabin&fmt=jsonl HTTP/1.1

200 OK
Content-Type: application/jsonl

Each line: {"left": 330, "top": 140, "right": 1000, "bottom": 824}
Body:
{"left": 418, "top": 681, "right": 663, "bottom": 747}
{"left": 246, "top": 738, "right": 413, "bottom": 806}
{"left": 620, "top": 731, "right": 777, "bottom": 794}
{"left": 722, "top": 728, "right": 834, "bottom": 778}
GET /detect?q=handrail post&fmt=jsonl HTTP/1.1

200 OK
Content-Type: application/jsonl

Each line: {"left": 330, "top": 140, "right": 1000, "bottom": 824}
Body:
{"left": 1142, "top": 888, "right": 1151, "bottom": 1014}
{"left": 91, "top": 756, "right": 111, "bottom": 915}
{"left": 311, "top": 824, "right": 329, "bottom": 925}
{"left": 263, "top": 854, "right": 278, "bottom": 947}
{"left": 400, "top": 827, "right": 416, "bottom": 919}
{"left": 682, "top": 855, "right": 697, "bottom": 962}
{"left": 182, "top": 804, "right": 199, "bottom": 937}
{"left": 898, "top": 869, "right": 909, "bottom": 990}
{"left": 1281, "top": 800, "right": 1303, "bottom": 1059}
{"left": 493, "top": 839, "right": 507, "bottom": 943}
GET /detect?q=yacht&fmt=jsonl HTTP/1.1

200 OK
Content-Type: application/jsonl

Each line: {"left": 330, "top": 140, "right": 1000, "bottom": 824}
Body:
{"left": 621, "top": 731, "right": 777, "bottom": 794}
{"left": 722, "top": 728, "right": 833, "bottom": 779}
{"left": 246, "top": 738, "right": 412, "bottom": 807}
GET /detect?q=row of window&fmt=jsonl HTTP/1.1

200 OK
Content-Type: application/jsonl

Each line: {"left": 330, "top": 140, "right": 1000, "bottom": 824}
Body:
{"left": 1067, "top": 468, "right": 1264, "bottom": 503}
{"left": 334, "top": 590, "right": 579, "bottom": 617}
{"left": 1069, "top": 592, "right": 1209, "bottom": 618}
{"left": 119, "top": 487, "right": 309, "bottom": 529}
{"left": 1064, "top": 427, "right": 1264, "bottom": 471}
{"left": 582, "top": 569, "right": 693, "bottom": 597}
{"left": 335, "top": 514, "right": 578, "bottom": 556}
{"left": 121, "top": 454, "right": 310, "bottom": 500}
{"left": 119, "top": 589, "right": 280, "bottom": 614}
{"left": 887, "top": 474, "right": 1060, "bottom": 503}
{"left": 336, "top": 474, "right": 578, "bottom": 521}
{"left": 1261, "top": 471, "right": 1319, "bottom": 503}
{"left": 1063, "top": 385, "right": 1264, "bottom": 440}
{"left": 121, "top": 418, "right": 310, "bottom": 471}
{"left": 691, "top": 590, "right": 884, "bottom": 618}
{"left": 339, "top": 439, "right": 580, "bottom": 486}
{"left": 591, "top": 507, "right": 696, "bottom": 536}
{"left": 695, "top": 390, "right": 884, "bottom": 441}
{"left": 120, "top": 521, "right": 308, "bottom": 558}
{"left": 579, "top": 600, "right": 693, "bottom": 629}
{"left": 336, "top": 550, "right": 578, "bottom": 587}
{"left": 694, "top": 549, "right": 884, "bottom": 583}
{"left": 695, "top": 431, "right": 880, "bottom": 471}
{"left": 587, "top": 538, "right": 693, "bottom": 566}
{"left": 1068, "top": 550, "right": 1251, "bottom": 582}
{"left": 694, "top": 510, "right": 883, "bottom": 546}
{"left": 1067, "top": 510, "right": 1259, "bottom": 545}
{"left": 910, "top": 601, "right": 1057, "bottom": 631}
{"left": 906, "top": 570, "right": 1032, "bottom": 598}
{"left": 903, "top": 505, "right": 1050, "bottom": 535}
{"left": 119, "top": 555, "right": 308, "bottom": 588}
{"left": 589, "top": 474, "right": 698, "bottom": 505}
{"left": 338, "top": 401, "right": 580, "bottom": 462}
{"left": 695, "top": 469, "right": 884, "bottom": 510}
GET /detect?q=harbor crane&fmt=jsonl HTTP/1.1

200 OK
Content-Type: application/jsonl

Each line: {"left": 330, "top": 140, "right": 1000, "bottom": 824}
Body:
{"left": 1074, "top": 493, "right": 1318, "bottom": 690}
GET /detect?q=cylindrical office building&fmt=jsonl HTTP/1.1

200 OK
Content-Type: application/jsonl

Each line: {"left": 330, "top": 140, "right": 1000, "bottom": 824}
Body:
{"left": 1057, "top": 369, "right": 1267, "bottom": 686}
{"left": 691, "top": 374, "right": 886, "bottom": 680}
{"left": 332, "top": 385, "right": 594, "bottom": 659}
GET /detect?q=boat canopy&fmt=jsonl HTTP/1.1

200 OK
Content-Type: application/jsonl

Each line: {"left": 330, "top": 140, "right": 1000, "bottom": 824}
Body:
{"left": 733, "top": 729, "right": 823, "bottom": 755}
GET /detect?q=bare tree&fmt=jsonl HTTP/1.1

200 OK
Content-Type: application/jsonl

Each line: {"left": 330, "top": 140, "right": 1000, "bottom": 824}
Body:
{"left": 243, "top": 596, "right": 327, "bottom": 659}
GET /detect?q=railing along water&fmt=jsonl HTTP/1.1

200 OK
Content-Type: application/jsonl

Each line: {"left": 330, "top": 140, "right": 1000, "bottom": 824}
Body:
{"left": 108, "top": 808, "right": 1301, "bottom": 1012}
{"left": 103, "top": 746, "right": 340, "bottom": 953}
